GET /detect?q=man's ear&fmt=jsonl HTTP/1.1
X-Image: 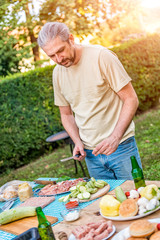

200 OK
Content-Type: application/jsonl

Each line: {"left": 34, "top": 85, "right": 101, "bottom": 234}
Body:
{"left": 69, "top": 34, "right": 74, "bottom": 44}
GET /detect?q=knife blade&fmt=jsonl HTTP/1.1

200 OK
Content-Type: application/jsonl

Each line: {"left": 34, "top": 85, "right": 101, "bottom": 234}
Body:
{"left": 60, "top": 154, "right": 81, "bottom": 162}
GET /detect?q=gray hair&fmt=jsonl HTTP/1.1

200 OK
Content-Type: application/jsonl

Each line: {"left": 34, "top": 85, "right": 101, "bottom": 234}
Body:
{"left": 37, "top": 22, "right": 70, "bottom": 48}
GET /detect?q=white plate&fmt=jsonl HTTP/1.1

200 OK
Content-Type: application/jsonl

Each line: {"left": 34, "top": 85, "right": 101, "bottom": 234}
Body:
{"left": 68, "top": 225, "right": 116, "bottom": 240}
{"left": 100, "top": 205, "right": 160, "bottom": 221}
{"left": 112, "top": 218, "right": 160, "bottom": 240}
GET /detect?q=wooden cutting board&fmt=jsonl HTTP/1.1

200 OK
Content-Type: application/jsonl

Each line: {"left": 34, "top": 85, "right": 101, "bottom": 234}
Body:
{"left": 0, "top": 215, "right": 58, "bottom": 235}
{"left": 79, "top": 184, "right": 110, "bottom": 202}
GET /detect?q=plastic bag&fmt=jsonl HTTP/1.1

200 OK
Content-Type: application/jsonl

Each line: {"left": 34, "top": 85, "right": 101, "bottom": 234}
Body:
{"left": 0, "top": 180, "right": 26, "bottom": 201}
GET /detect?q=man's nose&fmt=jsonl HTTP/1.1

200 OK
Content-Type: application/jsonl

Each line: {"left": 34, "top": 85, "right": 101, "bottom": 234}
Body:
{"left": 55, "top": 54, "right": 62, "bottom": 63}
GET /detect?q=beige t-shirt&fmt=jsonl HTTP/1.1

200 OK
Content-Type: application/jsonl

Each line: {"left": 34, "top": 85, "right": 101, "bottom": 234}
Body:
{"left": 53, "top": 45, "right": 135, "bottom": 149}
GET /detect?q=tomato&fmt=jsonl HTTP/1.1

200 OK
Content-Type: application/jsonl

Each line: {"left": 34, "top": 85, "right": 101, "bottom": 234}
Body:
{"left": 157, "top": 223, "right": 160, "bottom": 230}
{"left": 125, "top": 191, "right": 130, "bottom": 197}
{"left": 65, "top": 200, "right": 79, "bottom": 209}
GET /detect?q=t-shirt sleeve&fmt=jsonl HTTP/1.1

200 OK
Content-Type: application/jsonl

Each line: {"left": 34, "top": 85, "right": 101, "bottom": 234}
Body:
{"left": 52, "top": 67, "right": 69, "bottom": 106}
{"left": 99, "top": 49, "right": 132, "bottom": 92}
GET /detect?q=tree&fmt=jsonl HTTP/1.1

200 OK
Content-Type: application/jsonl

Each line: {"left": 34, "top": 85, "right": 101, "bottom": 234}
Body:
{"left": 0, "top": 0, "right": 144, "bottom": 74}
{"left": 0, "top": 0, "right": 31, "bottom": 76}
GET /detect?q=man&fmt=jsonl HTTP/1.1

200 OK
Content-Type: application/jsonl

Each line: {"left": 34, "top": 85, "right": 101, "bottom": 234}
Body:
{"left": 38, "top": 22, "right": 142, "bottom": 179}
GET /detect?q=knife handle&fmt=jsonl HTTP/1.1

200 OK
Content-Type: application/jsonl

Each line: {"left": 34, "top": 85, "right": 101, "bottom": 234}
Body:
{"left": 75, "top": 153, "right": 81, "bottom": 158}
{"left": 34, "top": 180, "right": 56, "bottom": 185}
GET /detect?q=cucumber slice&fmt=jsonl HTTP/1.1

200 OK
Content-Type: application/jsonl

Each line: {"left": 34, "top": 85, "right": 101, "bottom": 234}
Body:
{"left": 77, "top": 193, "right": 83, "bottom": 200}
{"left": 97, "top": 180, "right": 107, "bottom": 186}
{"left": 70, "top": 186, "right": 77, "bottom": 192}
{"left": 91, "top": 177, "right": 96, "bottom": 182}
{"left": 58, "top": 196, "right": 66, "bottom": 202}
{"left": 90, "top": 188, "right": 98, "bottom": 194}
{"left": 115, "top": 186, "right": 127, "bottom": 203}
{"left": 94, "top": 182, "right": 104, "bottom": 188}
{"left": 79, "top": 186, "right": 87, "bottom": 192}
{"left": 89, "top": 181, "right": 95, "bottom": 188}
{"left": 63, "top": 194, "right": 71, "bottom": 202}
{"left": 82, "top": 192, "right": 91, "bottom": 199}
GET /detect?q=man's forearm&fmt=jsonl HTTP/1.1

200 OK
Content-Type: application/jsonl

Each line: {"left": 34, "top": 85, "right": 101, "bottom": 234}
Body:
{"left": 61, "top": 114, "right": 82, "bottom": 145}
{"left": 111, "top": 97, "right": 138, "bottom": 141}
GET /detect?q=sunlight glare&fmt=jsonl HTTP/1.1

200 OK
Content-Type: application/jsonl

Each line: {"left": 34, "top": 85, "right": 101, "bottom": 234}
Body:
{"left": 141, "top": 0, "right": 160, "bottom": 8}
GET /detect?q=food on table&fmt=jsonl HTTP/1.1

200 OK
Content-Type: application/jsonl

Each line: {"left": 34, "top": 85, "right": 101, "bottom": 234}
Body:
{"left": 59, "top": 178, "right": 108, "bottom": 202}
{"left": 61, "top": 207, "right": 80, "bottom": 222}
{"left": 18, "top": 196, "right": 55, "bottom": 208}
{"left": 39, "top": 178, "right": 84, "bottom": 196}
{"left": 72, "top": 219, "right": 113, "bottom": 240}
{"left": 129, "top": 219, "right": 155, "bottom": 237}
{"left": 115, "top": 219, "right": 160, "bottom": 239}
{"left": 150, "top": 231, "right": 160, "bottom": 240}
{"left": 127, "top": 190, "right": 139, "bottom": 199}
{"left": 157, "top": 223, "right": 160, "bottom": 230}
{"left": 57, "top": 231, "right": 68, "bottom": 240}
{"left": 2, "top": 186, "right": 17, "bottom": 200}
{"left": 127, "top": 237, "right": 147, "bottom": 240}
{"left": 119, "top": 199, "right": 138, "bottom": 218}
{"left": 139, "top": 184, "right": 160, "bottom": 200}
{"left": 65, "top": 200, "right": 79, "bottom": 209}
{"left": 100, "top": 195, "right": 121, "bottom": 217}
{"left": 18, "top": 182, "right": 33, "bottom": 202}
{"left": 0, "top": 206, "right": 36, "bottom": 224}
{"left": 115, "top": 186, "right": 127, "bottom": 203}
{"left": 0, "top": 180, "right": 29, "bottom": 201}
{"left": 101, "top": 184, "right": 160, "bottom": 219}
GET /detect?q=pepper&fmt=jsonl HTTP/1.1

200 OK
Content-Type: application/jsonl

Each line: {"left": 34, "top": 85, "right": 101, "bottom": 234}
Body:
{"left": 65, "top": 200, "right": 79, "bottom": 209}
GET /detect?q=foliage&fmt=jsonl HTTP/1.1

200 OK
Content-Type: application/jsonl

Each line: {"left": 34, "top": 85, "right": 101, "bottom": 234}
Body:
{"left": 112, "top": 34, "right": 160, "bottom": 112}
{"left": 0, "top": 104, "right": 160, "bottom": 184}
{"left": 0, "top": 65, "right": 63, "bottom": 173}
{"left": 0, "top": 0, "right": 32, "bottom": 76}
{"left": 0, "top": 0, "right": 142, "bottom": 74}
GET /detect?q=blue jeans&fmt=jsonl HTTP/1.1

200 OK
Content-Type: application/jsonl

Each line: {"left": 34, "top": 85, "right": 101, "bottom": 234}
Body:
{"left": 84, "top": 136, "right": 142, "bottom": 180}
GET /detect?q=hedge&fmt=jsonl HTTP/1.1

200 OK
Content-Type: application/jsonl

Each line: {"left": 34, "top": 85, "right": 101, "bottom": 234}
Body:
{"left": 0, "top": 65, "right": 63, "bottom": 173}
{"left": 0, "top": 33, "right": 160, "bottom": 172}
{"left": 112, "top": 34, "right": 160, "bottom": 112}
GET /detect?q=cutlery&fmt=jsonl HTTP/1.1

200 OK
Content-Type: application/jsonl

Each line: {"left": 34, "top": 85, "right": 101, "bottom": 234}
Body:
{"left": 0, "top": 199, "right": 14, "bottom": 213}
{"left": 60, "top": 154, "right": 81, "bottom": 162}
{"left": 34, "top": 180, "right": 56, "bottom": 185}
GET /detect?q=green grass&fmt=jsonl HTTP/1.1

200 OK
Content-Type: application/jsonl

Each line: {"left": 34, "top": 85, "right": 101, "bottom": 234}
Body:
{"left": 135, "top": 105, "right": 160, "bottom": 180}
{"left": 0, "top": 105, "right": 160, "bottom": 185}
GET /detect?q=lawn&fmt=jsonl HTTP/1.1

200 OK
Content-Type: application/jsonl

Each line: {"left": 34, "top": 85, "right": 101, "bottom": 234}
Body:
{"left": 0, "top": 105, "right": 160, "bottom": 186}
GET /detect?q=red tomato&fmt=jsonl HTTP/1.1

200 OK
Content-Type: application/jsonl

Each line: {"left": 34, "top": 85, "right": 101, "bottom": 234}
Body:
{"left": 65, "top": 201, "right": 79, "bottom": 209}
{"left": 157, "top": 223, "right": 160, "bottom": 230}
{"left": 125, "top": 191, "right": 130, "bottom": 197}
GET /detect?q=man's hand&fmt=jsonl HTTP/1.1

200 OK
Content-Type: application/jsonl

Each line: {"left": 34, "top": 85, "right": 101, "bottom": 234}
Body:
{"left": 73, "top": 142, "right": 86, "bottom": 161}
{"left": 92, "top": 135, "right": 120, "bottom": 156}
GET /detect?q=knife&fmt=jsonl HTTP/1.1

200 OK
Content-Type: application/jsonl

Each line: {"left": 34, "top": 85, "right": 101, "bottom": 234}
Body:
{"left": 60, "top": 154, "right": 81, "bottom": 162}
{"left": 34, "top": 180, "right": 56, "bottom": 185}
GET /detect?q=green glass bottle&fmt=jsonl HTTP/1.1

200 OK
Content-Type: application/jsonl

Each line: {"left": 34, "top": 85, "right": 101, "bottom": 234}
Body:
{"left": 130, "top": 156, "right": 146, "bottom": 189}
{"left": 36, "top": 207, "right": 55, "bottom": 240}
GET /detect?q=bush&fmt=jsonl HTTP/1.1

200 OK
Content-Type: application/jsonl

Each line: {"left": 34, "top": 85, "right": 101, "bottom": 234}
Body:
{"left": 0, "top": 65, "right": 63, "bottom": 173}
{"left": 112, "top": 34, "right": 160, "bottom": 112}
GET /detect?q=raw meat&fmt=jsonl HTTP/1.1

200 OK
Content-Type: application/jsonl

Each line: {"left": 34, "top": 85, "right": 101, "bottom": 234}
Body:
{"left": 18, "top": 196, "right": 55, "bottom": 208}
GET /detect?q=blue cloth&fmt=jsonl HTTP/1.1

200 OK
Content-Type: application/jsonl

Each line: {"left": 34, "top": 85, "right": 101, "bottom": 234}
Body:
{"left": 85, "top": 136, "right": 142, "bottom": 179}
{"left": 0, "top": 178, "right": 125, "bottom": 240}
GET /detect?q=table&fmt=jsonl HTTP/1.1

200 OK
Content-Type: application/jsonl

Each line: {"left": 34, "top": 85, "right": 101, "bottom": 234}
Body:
{"left": 0, "top": 180, "right": 160, "bottom": 239}
{"left": 52, "top": 180, "right": 160, "bottom": 240}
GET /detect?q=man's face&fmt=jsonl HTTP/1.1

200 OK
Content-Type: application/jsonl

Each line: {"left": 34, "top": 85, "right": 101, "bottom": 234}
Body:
{"left": 42, "top": 35, "right": 76, "bottom": 67}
